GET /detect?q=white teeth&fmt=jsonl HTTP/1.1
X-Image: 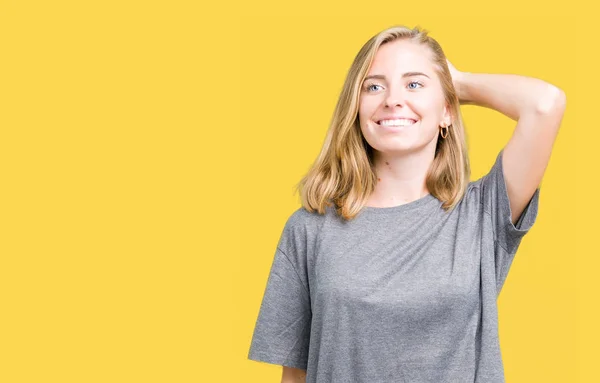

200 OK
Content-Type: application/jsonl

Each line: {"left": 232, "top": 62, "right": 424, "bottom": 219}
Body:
{"left": 378, "top": 119, "right": 416, "bottom": 127}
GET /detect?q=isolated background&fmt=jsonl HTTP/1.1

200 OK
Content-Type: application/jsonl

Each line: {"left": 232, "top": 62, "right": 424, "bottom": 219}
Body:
{"left": 0, "top": 0, "right": 595, "bottom": 382}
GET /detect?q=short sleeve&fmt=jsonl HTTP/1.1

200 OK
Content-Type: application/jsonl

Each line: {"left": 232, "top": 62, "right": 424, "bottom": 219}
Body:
{"left": 480, "top": 149, "right": 541, "bottom": 289}
{"left": 247, "top": 245, "right": 311, "bottom": 370}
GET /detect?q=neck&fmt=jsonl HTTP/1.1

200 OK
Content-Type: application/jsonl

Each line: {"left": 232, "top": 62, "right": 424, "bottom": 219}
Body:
{"left": 366, "top": 149, "right": 433, "bottom": 207}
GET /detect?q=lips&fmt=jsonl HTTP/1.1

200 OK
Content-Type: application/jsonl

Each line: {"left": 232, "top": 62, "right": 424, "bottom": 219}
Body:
{"left": 374, "top": 119, "right": 419, "bottom": 129}
{"left": 375, "top": 118, "right": 417, "bottom": 125}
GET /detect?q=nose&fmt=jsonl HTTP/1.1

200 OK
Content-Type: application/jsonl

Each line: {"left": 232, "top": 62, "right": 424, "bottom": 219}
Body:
{"left": 384, "top": 86, "right": 407, "bottom": 108}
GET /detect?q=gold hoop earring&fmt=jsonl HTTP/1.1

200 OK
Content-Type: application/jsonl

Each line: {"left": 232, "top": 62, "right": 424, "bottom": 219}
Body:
{"left": 440, "top": 124, "right": 450, "bottom": 139}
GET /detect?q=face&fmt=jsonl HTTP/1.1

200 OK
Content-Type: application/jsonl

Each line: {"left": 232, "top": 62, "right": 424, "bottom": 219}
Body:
{"left": 358, "top": 39, "right": 452, "bottom": 155}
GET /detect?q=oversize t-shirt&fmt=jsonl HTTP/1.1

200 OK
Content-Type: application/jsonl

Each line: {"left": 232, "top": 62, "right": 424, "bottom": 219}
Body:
{"left": 248, "top": 149, "right": 540, "bottom": 382}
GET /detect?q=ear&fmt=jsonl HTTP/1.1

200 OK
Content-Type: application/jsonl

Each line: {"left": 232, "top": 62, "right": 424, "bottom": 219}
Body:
{"left": 442, "top": 104, "right": 453, "bottom": 126}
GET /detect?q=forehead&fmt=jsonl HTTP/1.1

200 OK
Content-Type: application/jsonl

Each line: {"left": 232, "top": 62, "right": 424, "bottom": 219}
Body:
{"left": 368, "top": 40, "right": 435, "bottom": 75}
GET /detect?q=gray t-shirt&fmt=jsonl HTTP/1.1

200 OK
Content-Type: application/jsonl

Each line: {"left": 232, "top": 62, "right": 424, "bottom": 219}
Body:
{"left": 248, "top": 149, "right": 540, "bottom": 382}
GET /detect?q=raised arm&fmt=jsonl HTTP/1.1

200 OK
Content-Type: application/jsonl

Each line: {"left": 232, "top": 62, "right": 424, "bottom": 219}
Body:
{"left": 448, "top": 60, "right": 566, "bottom": 225}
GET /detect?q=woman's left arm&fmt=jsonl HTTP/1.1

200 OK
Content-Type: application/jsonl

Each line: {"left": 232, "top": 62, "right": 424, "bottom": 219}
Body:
{"left": 448, "top": 61, "right": 567, "bottom": 225}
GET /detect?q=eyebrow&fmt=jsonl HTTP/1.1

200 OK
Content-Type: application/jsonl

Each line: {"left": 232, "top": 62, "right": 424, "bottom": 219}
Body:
{"left": 364, "top": 72, "right": 431, "bottom": 81}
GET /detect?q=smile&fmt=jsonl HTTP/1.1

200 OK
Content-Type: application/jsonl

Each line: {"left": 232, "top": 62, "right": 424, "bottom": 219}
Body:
{"left": 376, "top": 118, "right": 417, "bottom": 127}
{"left": 375, "top": 119, "right": 418, "bottom": 130}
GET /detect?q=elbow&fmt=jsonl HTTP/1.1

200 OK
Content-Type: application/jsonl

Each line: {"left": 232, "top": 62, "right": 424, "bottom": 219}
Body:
{"left": 535, "top": 84, "right": 566, "bottom": 116}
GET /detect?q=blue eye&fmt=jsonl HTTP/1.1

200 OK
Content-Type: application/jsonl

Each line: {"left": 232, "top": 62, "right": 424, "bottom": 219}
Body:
{"left": 364, "top": 81, "right": 423, "bottom": 92}
{"left": 366, "top": 84, "right": 382, "bottom": 92}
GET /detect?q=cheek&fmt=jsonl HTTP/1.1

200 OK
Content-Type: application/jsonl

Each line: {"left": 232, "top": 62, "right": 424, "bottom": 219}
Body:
{"left": 358, "top": 99, "right": 376, "bottom": 125}
{"left": 358, "top": 98, "right": 373, "bottom": 114}
{"left": 410, "top": 98, "right": 445, "bottom": 120}
{"left": 409, "top": 95, "right": 435, "bottom": 111}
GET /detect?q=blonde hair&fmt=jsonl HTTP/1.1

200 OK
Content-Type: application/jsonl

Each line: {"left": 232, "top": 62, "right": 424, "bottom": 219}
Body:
{"left": 294, "top": 25, "right": 471, "bottom": 221}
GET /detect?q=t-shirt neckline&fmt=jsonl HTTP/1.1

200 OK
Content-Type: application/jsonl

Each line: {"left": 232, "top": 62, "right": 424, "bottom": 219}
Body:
{"left": 360, "top": 192, "right": 438, "bottom": 215}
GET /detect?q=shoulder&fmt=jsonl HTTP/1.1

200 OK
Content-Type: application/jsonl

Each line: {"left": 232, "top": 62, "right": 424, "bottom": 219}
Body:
{"left": 448, "top": 177, "right": 487, "bottom": 214}
{"left": 283, "top": 206, "right": 329, "bottom": 237}
{"left": 464, "top": 150, "right": 508, "bottom": 214}
{"left": 277, "top": 206, "right": 329, "bottom": 255}
{"left": 461, "top": 152, "right": 505, "bottom": 207}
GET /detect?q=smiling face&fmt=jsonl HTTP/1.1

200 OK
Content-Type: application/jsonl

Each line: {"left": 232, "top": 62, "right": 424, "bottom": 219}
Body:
{"left": 358, "top": 39, "right": 452, "bottom": 155}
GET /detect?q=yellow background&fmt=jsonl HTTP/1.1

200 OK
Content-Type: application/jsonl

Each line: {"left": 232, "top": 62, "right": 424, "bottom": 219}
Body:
{"left": 0, "top": 1, "right": 594, "bottom": 382}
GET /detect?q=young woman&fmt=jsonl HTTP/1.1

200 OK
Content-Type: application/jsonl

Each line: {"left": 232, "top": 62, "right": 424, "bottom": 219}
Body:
{"left": 248, "top": 25, "right": 565, "bottom": 382}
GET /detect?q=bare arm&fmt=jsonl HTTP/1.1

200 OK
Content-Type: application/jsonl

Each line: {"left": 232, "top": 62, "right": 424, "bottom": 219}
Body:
{"left": 281, "top": 366, "right": 307, "bottom": 383}
{"left": 447, "top": 59, "right": 565, "bottom": 226}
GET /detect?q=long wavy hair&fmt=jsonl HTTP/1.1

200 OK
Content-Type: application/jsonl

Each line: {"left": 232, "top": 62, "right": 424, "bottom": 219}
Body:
{"left": 294, "top": 25, "right": 471, "bottom": 221}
